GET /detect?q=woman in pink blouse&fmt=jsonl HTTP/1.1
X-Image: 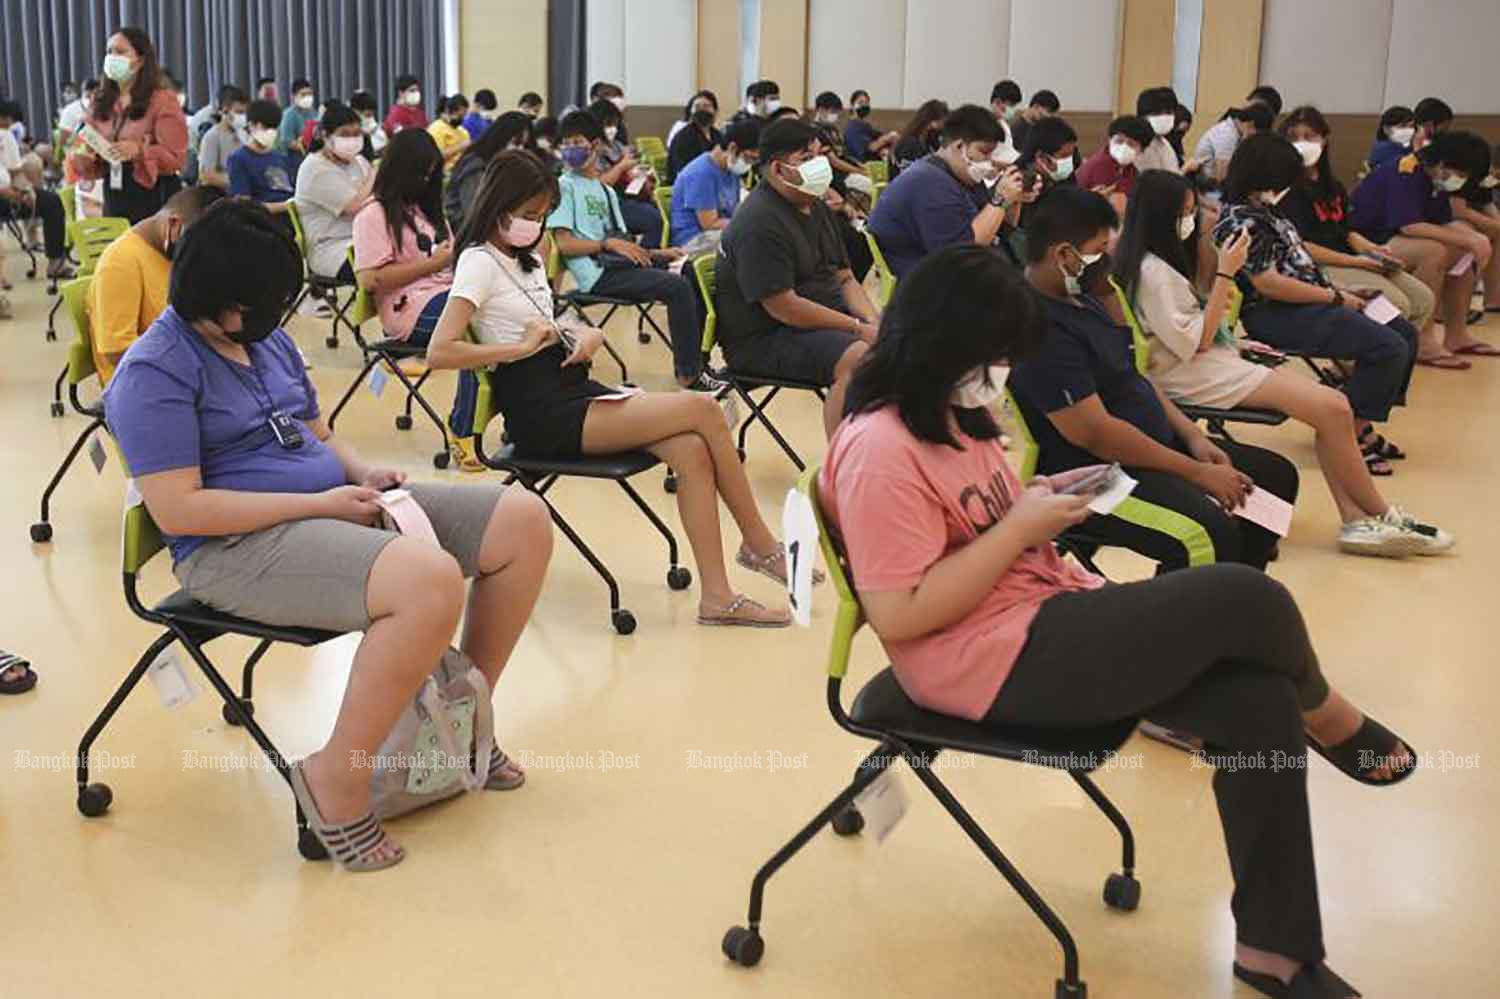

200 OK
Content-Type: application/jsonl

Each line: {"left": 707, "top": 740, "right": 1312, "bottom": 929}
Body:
{"left": 67, "top": 27, "right": 187, "bottom": 223}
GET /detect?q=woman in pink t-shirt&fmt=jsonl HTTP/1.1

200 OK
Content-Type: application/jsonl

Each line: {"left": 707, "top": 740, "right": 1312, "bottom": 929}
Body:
{"left": 821, "top": 243, "right": 1414, "bottom": 999}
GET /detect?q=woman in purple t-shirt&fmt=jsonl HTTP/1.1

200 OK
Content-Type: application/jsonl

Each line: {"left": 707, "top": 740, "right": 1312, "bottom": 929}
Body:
{"left": 823, "top": 243, "right": 1414, "bottom": 998}
{"left": 104, "top": 200, "right": 553, "bottom": 872}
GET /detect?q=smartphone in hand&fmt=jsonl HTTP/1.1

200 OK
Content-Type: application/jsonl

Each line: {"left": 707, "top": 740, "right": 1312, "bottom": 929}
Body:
{"left": 1053, "top": 463, "right": 1121, "bottom": 498}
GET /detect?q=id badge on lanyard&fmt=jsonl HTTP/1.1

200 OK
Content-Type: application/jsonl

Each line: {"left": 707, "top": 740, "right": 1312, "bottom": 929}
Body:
{"left": 267, "top": 410, "right": 304, "bottom": 449}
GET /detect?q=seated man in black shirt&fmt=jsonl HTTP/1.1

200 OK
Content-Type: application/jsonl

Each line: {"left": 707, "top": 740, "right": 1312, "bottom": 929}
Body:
{"left": 1009, "top": 187, "right": 1299, "bottom": 571}
{"left": 716, "top": 119, "right": 881, "bottom": 437}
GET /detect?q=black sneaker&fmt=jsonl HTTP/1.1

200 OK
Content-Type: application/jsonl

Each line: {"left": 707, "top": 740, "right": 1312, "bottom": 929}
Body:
{"left": 683, "top": 370, "right": 729, "bottom": 395}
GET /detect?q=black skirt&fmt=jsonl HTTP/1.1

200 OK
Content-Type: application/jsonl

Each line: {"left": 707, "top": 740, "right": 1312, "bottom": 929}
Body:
{"left": 104, "top": 170, "right": 183, "bottom": 224}
{"left": 489, "top": 344, "right": 615, "bottom": 459}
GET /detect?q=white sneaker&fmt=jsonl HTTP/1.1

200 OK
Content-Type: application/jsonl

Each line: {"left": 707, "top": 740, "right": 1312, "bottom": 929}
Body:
{"left": 1385, "top": 505, "right": 1455, "bottom": 556}
{"left": 1338, "top": 508, "right": 1453, "bottom": 558}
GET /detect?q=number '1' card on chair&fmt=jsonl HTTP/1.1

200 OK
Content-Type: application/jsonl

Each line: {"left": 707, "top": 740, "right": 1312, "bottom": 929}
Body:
{"left": 782, "top": 488, "right": 819, "bottom": 628}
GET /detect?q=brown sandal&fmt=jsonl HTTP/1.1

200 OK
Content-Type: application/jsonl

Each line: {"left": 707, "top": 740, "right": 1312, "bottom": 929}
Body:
{"left": 736, "top": 543, "right": 825, "bottom": 587}
{"left": 697, "top": 594, "right": 792, "bottom": 628}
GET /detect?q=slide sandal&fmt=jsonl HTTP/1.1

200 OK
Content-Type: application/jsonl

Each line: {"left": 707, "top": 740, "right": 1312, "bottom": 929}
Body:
{"left": 1452, "top": 342, "right": 1500, "bottom": 356}
{"left": 0, "top": 652, "right": 37, "bottom": 695}
{"left": 1357, "top": 428, "right": 1405, "bottom": 461}
{"left": 485, "top": 745, "right": 527, "bottom": 791}
{"left": 1415, "top": 354, "right": 1471, "bottom": 370}
{"left": 288, "top": 760, "right": 406, "bottom": 872}
{"left": 1307, "top": 716, "right": 1416, "bottom": 787}
{"left": 1234, "top": 962, "right": 1362, "bottom": 998}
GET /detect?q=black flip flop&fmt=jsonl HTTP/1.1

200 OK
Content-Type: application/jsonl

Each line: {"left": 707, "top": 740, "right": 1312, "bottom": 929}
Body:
{"left": 0, "top": 652, "right": 37, "bottom": 695}
{"left": 1234, "top": 962, "right": 1362, "bottom": 998}
{"left": 1307, "top": 716, "right": 1416, "bottom": 787}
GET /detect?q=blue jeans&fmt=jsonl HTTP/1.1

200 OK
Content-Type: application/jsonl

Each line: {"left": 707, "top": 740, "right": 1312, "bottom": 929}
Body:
{"left": 401, "top": 291, "right": 475, "bottom": 437}
{"left": 589, "top": 265, "right": 703, "bottom": 381}
{"left": 618, "top": 196, "right": 664, "bottom": 250}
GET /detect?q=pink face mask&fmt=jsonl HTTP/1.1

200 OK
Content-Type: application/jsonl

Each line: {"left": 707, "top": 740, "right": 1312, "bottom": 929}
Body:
{"left": 500, "top": 215, "right": 543, "bottom": 247}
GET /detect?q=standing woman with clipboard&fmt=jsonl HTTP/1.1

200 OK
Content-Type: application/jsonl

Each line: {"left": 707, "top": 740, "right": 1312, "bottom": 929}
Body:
{"left": 68, "top": 27, "right": 187, "bottom": 224}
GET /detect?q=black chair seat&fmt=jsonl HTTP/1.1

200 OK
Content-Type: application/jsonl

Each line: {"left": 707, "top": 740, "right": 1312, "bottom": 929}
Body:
{"left": 561, "top": 291, "right": 640, "bottom": 308}
{"left": 850, "top": 668, "right": 1137, "bottom": 771}
{"left": 490, "top": 443, "right": 660, "bottom": 479}
{"left": 1178, "top": 403, "right": 1287, "bottom": 427}
{"left": 725, "top": 369, "right": 828, "bottom": 392}
{"left": 368, "top": 338, "right": 428, "bottom": 357}
{"left": 307, "top": 273, "right": 354, "bottom": 291}
{"left": 154, "top": 589, "right": 342, "bottom": 647}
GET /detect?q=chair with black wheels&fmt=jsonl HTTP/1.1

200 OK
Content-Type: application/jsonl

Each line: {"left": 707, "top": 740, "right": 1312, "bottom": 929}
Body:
{"left": 465, "top": 335, "right": 690, "bottom": 635}
{"left": 75, "top": 497, "right": 339, "bottom": 863}
{"left": 47, "top": 215, "right": 128, "bottom": 415}
{"left": 720, "top": 468, "right": 1141, "bottom": 999}
{"left": 324, "top": 250, "right": 453, "bottom": 469}
{"left": 31, "top": 277, "right": 105, "bottom": 544}
{"left": 283, "top": 202, "right": 354, "bottom": 350}
{"left": 694, "top": 253, "right": 827, "bottom": 472}
{"left": 547, "top": 232, "right": 667, "bottom": 366}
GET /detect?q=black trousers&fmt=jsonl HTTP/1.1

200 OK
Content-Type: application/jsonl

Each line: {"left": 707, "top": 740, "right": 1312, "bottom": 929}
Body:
{"left": 0, "top": 190, "right": 67, "bottom": 260}
{"left": 1077, "top": 439, "right": 1299, "bottom": 572}
{"left": 103, "top": 170, "right": 182, "bottom": 225}
{"left": 989, "top": 564, "right": 1331, "bottom": 964}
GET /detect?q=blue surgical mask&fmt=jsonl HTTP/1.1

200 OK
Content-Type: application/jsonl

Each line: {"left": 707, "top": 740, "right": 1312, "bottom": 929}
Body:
{"left": 560, "top": 145, "right": 592, "bottom": 170}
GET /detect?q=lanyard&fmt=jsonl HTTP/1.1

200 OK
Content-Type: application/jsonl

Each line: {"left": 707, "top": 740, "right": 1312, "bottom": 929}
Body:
{"left": 206, "top": 341, "right": 278, "bottom": 418}
{"left": 489, "top": 247, "right": 577, "bottom": 350}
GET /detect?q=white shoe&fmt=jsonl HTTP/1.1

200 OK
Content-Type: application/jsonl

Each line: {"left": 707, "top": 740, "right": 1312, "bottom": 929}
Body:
{"left": 1384, "top": 505, "right": 1455, "bottom": 556}
{"left": 1338, "top": 508, "right": 1453, "bottom": 558}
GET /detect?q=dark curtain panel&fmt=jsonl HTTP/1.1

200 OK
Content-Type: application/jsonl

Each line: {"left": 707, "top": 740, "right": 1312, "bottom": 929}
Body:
{"left": 548, "top": 0, "right": 586, "bottom": 113}
{"left": 0, "top": 0, "right": 445, "bottom": 139}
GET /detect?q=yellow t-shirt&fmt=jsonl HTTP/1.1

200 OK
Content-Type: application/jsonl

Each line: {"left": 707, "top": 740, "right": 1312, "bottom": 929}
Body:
{"left": 90, "top": 230, "right": 171, "bottom": 384}
{"left": 427, "top": 119, "right": 469, "bottom": 166}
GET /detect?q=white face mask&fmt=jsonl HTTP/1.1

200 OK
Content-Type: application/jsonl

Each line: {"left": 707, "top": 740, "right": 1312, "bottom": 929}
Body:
{"left": 781, "top": 155, "right": 833, "bottom": 198}
{"left": 1108, "top": 139, "right": 1138, "bottom": 167}
{"left": 480, "top": 108, "right": 499, "bottom": 121}
{"left": 1178, "top": 213, "right": 1196, "bottom": 241}
{"left": 330, "top": 135, "right": 364, "bottom": 160}
{"left": 961, "top": 145, "right": 998, "bottom": 185}
{"left": 1147, "top": 113, "right": 1175, "bottom": 136}
{"left": 251, "top": 127, "right": 278, "bottom": 149}
{"left": 952, "top": 365, "right": 1010, "bottom": 409}
{"left": 603, "top": 125, "right": 618, "bottom": 142}
{"left": 991, "top": 142, "right": 1020, "bottom": 166}
{"left": 1260, "top": 188, "right": 1289, "bottom": 207}
{"left": 609, "top": 95, "right": 626, "bottom": 112}
{"left": 360, "top": 115, "right": 377, "bottom": 134}
{"left": 1388, "top": 126, "right": 1415, "bottom": 146}
{"left": 729, "top": 155, "right": 753, "bottom": 177}
{"left": 231, "top": 112, "right": 248, "bottom": 130}
{"left": 403, "top": 89, "right": 422, "bottom": 107}
{"left": 1061, "top": 247, "right": 1102, "bottom": 296}
{"left": 815, "top": 112, "right": 839, "bottom": 126}
{"left": 536, "top": 137, "right": 552, "bottom": 152}
{"left": 1048, "top": 155, "right": 1075, "bottom": 182}
{"left": 102, "top": 53, "right": 134, "bottom": 84}
{"left": 1436, "top": 172, "right": 1468, "bottom": 192}
{"left": 295, "top": 93, "right": 315, "bottom": 110}
{"left": 1292, "top": 139, "right": 1323, "bottom": 167}
{"left": 1481, "top": 175, "right": 1500, "bottom": 190}
{"left": 765, "top": 98, "right": 782, "bottom": 114}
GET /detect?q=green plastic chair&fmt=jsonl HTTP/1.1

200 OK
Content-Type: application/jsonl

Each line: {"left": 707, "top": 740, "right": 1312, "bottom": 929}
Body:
{"left": 57, "top": 185, "right": 77, "bottom": 249}
{"left": 863, "top": 228, "right": 896, "bottom": 308}
{"left": 635, "top": 135, "right": 666, "bottom": 158}
{"left": 870, "top": 180, "right": 887, "bottom": 207}
{"left": 719, "top": 467, "right": 1140, "bottom": 999}
{"left": 32, "top": 276, "right": 107, "bottom": 543}
{"left": 863, "top": 160, "right": 889, "bottom": 183}
{"left": 46, "top": 209, "right": 125, "bottom": 344}
{"left": 652, "top": 184, "right": 673, "bottom": 249}
{"left": 282, "top": 201, "right": 352, "bottom": 349}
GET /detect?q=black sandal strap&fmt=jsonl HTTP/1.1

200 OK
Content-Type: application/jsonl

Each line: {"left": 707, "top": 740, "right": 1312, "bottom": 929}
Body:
{"left": 1309, "top": 716, "right": 1416, "bottom": 787}
{"left": 1234, "top": 962, "right": 1363, "bottom": 999}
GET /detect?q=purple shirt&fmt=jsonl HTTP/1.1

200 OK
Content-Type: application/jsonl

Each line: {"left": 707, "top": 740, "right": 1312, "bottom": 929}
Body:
{"left": 867, "top": 154, "right": 988, "bottom": 280}
{"left": 1350, "top": 153, "right": 1453, "bottom": 244}
{"left": 103, "top": 306, "right": 348, "bottom": 564}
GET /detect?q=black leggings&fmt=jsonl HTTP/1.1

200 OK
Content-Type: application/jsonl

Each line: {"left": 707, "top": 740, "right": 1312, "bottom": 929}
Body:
{"left": 0, "top": 190, "right": 67, "bottom": 260}
{"left": 988, "top": 564, "right": 1331, "bottom": 964}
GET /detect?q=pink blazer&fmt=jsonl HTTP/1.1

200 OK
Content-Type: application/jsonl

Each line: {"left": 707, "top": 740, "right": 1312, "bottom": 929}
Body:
{"left": 69, "top": 89, "right": 188, "bottom": 190}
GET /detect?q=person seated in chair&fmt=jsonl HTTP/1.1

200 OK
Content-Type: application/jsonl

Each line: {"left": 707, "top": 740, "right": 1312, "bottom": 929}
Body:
{"left": 92, "top": 185, "right": 224, "bottom": 383}
{"left": 103, "top": 199, "right": 553, "bottom": 872}
{"left": 227, "top": 100, "right": 300, "bottom": 231}
{"left": 1075, "top": 115, "right": 1154, "bottom": 210}
{"left": 822, "top": 240, "right": 1413, "bottom": 999}
{"left": 548, "top": 110, "right": 714, "bottom": 392}
{"left": 426, "top": 150, "right": 799, "bottom": 629}
{"left": 294, "top": 103, "right": 374, "bottom": 283}
{"left": 670, "top": 117, "right": 760, "bottom": 248}
{"left": 715, "top": 119, "right": 882, "bottom": 437}
{"left": 1009, "top": 187, "right": 1300, "bottom": 572}
{"left": 196, "top": 85, "right": 249, "bottom": 190}
{"left": 666, "top": 90, "right": 721, "bottom": 183}
{"left": 1114, "top": 170, "right": 1451, "bottom": 557}
{"left": 844, "top": 89, "right": 897, "bottom": 163}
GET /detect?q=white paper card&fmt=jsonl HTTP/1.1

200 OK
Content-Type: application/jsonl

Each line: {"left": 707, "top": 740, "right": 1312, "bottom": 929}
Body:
{"left": 853, "top": 769, "right": 910, "bottom": 845}
{"left": 79, "top": 124, "right": 125, "bottom": 164}
{"left": 124, "top": 478, "right": 142, "bottom": 509}
{"left": 590, "top": 385, "right": 645, "bottom": 402}
{"left": 667, "top": 255, "right": 689, "bottom": 275}
{"left": 1449, "top": 252, "right": 1474, "bottom": 277}
{"left": 109, "top": 160, "right": 123, "bottom": 190}
{"left": 368, "top": 364, "right": 388, "bottom": 398}
{"left": 88, "top": 436, "right": 107, "bottom": 474}
{"left": 625, "top": 173, "right": 648, "bottom": 196}
{"left": 1235, "top": 487, "right": 1294, "bottom": 537}
{"left": 147, "top": 650, "right": 197, "bottom": 710}
{"left": 1087, "top": 469, "right": 1137, "bottom": 516}
{"left": 782, "top": 488, "right": 819, "bottom": 628}
{"left": 1361, "top": 294, "right": 1401, "bottom": 325}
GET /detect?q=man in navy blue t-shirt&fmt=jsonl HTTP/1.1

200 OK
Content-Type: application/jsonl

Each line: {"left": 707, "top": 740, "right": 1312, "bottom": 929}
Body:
{"left": 228, "top": 100, "right": 300, "bottom": 231}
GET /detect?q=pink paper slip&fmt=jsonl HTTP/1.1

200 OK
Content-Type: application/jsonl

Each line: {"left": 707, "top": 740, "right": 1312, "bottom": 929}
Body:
{"left": 1449, "top": 252, "right": 1475, "bottom": 277}
{"left": 1235, "top": 487, "right": 1293, "bottom": 537}
{"left": 376, "top": 489, "right": 442, "bottom": 547}
{"left": 1361, "top": 294, "right": 1401, "bottom": 325}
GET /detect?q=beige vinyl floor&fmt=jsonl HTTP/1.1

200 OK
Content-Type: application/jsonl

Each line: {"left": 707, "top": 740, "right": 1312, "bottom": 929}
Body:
{"left": 2, "top": 251, "right": 1497, "bottom": 999}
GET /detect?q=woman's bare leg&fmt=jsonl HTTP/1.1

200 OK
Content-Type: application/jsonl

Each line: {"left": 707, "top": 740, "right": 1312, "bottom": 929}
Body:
{"left": 462, "top": 488, "right": 553, "bottom": 690}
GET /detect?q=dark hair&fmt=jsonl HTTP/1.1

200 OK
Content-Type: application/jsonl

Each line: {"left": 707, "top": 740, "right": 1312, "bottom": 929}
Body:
{"left": 0, "top": 100, "right": 22, "bottom": 123}
{"left": 320, "top": 101, "right": 360, "bottom": 133}
{"left": 458, "top": 110, "right": 534, "bottom": 170}
{"left": 1221, "top": 132, "right": 1304, "bottom": 204}
{"left": 1452, "top": 132, "right": 1493, "bottom": 195}
{"left": 589, "top": 81, "right": 623, "bottom": 101}
{"left": 1246, "top": 85, "right": 1283, "bottom": 116}
{"left": 457, "top": 149, "right": 560, "bottom": 272}
{"left": 1375, "top": 105, "right": 1414, "bottom": 142}
{"left": 1413, "top": 97, "right": 1453, "bottom": 128}
{"left": 559, "top": 109, "right": 602, "bottom": 143}
{"left": 519, "top": 91, "right": 543, "bottom": 108}
{"left": 586, "top": 98, "right": 621, "bottom": 128}
{"left": 850, "top": 89, "right": 870, "bottom": 105}
{"left": 292, "top": 77, "right": 313, "bottom": 94}
{"left": 440, "top": 93, "right": 469, "bottom": 115}
{"left": 769, "top": 106, "right": 801, "bottom": 121}
{"left": 1107, "top": 115, "right": 1153, "bottom": 148}
{"left": 160, "top": 68, "right": 181, "bottom": 92}
{"left": 991, "top": 80, "right": 1023, "bottom": 105}
{"left": 246, "top": 99, "right": 282, "bottom": 130}
{"left": 394, "top": 74, "right": 420, "bottom": 96}
{"left": 898, "top": 99, "right": 950, "bottom": 145}
{"left": 1029, "top": 89, "right": 1061, "bottom": 112}
{"left": 532, "top": 115, "right": 559, "bottom": 145}
{"left": 1229, "top": 103, "right": 1274, "bottom": 133}
{"left": 1420, "top": 129, "right": 1482, "bottom": 172}
{"left": 1135, "top": 86, "right": 1178, "bottom": 118}
{"left": 256, "top": 76, "right": 276, "bottom": 89}
{"left": 746, "top": 80, "right": 779, "bottom": 100}
{"left": 163, "top": 183, "right": 226, "bottom": 222}
{"left": 1114, "top": 169, "right": 1198, "bottom": 305}
{"left": 82, "top": 78, "right": 99, "bottom": 92}
{"left": 720, "top": 118, "right": 762, "bottom": 152}
{"left": 371, "top": 128, "right": 448, "bottom": 253}
{"left": 759, "top": 118, "right": 818, "bottom": 162}
{"left": 814, "top": 91, "right": 842, "bottom": 111}
{"left": 474, "top": 89, "right": 498, "bottom": 110}
{"left": 170, "top": 199, "right": 301, "bottom": 323}
{"left": 681, "top": 89, "right": 718, "bottom": 121}
{"left": 217, "top": 84, "right": 248, "bottom": 109}
{"left": 1023, "top": 187, "right": 1118, "bottom": 265}
{"left": 940, "top": 104, "right": 1003, "bottom": 144}
{"left": 1279, "top": 105, "right": 1335, "bottom": 196}
{"left": 846, "top": 244, "right": 1046, "bottom": 446}
{"left": 94, "top": 26, "right": 163, "bottom": 122}
{"left": 1020, "top": 115, "right": 1078, "bottom": 163}
{"left": 349, "top": 89, "right": 378, "bottom": 115}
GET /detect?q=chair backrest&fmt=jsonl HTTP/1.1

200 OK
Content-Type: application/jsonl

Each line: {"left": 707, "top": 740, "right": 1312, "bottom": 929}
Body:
{"left": 544, "top": 231, "right": 568, "bottom": 293}
{"left": 645, "top": 149, "right": 669, "bottom": 181}
{"left": 122, "top": 500, "right": 166, "bottom": 577}
{"left": 285, "top": 201, "right": 310, "bottom": 259}
{"left": 871, "top": 180, "right": 888, "bottom": 207}
{"left": 653, "top": 184, "right": 673, "bottom": 249}
{"left": 1003, "top": 388, "right": 1043, "bottom": 483}
{"left": 61, "top": 276, "right": 97, "bottom": 387}
{"left": 864, "top": 228, "right": 897, "bottom": 308}
{"left": 58, "top": 185, "right": 78, "bottom": 241}
{"left": 693, "top": 252, "right": 718, "bottom": 353}
{"left": 797, "top": 466, "right": 865, "bottom": 680}
{"left": 346, "top": 247, "right": 375, "bottom": 327}
{"left": 69, "top": 217, "right": 130, "bottom": 277}
{"left": 636, "top": 136, "right": 666, "bottom": 158}
{"left": 464, "top": 326, "right": 498, "bottom": 438}
{"left": 1107, "top": 273, "right": 1242, "bottom": 377}
{"left": 864, "top": 160, "right": 889, "bottom": 183}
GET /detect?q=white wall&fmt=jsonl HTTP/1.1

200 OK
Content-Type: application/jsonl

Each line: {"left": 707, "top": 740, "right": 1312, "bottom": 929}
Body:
{"left": 1008, "top": 0, "right": 1121, "bottom": 111}
{"left": 903, "top": 0, "right": 1010, "bottom": 109}
{"left": 808, "top": 0, "right": 907, "bottom": 108}
{"left": 1384, "top": 0, "right": 1500, "bottom": 114}
{"left": 586, "top": 0, "right": 697, "bottom": 107}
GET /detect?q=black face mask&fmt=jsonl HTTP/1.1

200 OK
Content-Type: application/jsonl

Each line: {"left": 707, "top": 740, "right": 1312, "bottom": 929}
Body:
{"left": 854, "top": 105, "right": 871, "bottom": 118}
{"left": 691, "top": 108, "right": 715, "bottom": 129}
{"left": 1079, "top": 252, "right": 1113, "bottom": 296}
{"left": 227, "top": 305, "right": 281, "bottom": 345}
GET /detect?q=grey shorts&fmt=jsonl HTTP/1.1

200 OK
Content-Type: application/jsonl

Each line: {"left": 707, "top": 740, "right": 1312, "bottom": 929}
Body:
{"left": 173, "top": 482, "right": 506, "bottom": 634}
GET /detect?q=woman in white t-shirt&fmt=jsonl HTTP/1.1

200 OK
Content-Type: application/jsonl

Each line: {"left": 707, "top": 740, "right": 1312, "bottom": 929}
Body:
{"left": 427, "top": 150, "right": 802, "bottom": 628}
{"left": 294, "top": 103, "right": 374, "bottom": 279}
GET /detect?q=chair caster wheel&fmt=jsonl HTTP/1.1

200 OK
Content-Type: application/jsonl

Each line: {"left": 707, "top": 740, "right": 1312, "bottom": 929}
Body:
{"left": 325, "top": 336, "right": 339, "bottom": 349}
{"left": 433, "top": 451, "right": 450, "bottom": 469}
{"left": 721, "top": 926, "right": 763, "bottom": 967}
{"left": 50, "top": 401, "right": 65, "bottom": 418}
{"left": 831, "top": 805, "right": 864, "bottom": 836}
{"left": 222, "top": 700, "right": 254, "bottom": 726}
{"left": 1055, "top": 980, "right": 1087, "bottom": 998}
{"left": 663, "top": 473, "right": 677, "bottom": 493}
{"left": 1103, "top": 872, "right": 1141, "bottom": 911}
{"left": 667, "top": 566, "right": 692, "bottom": 590}
{"left": 395, "top": 415, "right": 413, "bottom": 431}
{"left": 297, "top": 827, "right": 330, "bottom": 861}
{"left": 78, "top": 783, "right": 113, "bottom": 817}
{"left": 637, "top": 331, "right": 651, "bottom": 344}
{"left": 29, "top": 522, "right": 53, "bottom": 543}
{"left": 612, "top": 609, "right": 637, "bottom": 635}
{"left": 26, "top": 268, "right": 37, "bottom": 280}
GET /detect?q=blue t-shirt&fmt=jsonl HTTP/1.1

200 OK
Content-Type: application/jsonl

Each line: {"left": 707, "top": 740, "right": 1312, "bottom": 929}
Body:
{"left": 277, "top": 106, "right": 317, "bottom": 152}
{"left": 546, "top": 172, "right": 628, "bottom": 293}
{"left": 1349, "top": 153, "right": 1453, "bottom": 244}
{"left": 844, "top": 119, "right": 879, "bottom": 163}
{"left": 462, "top": 111, "right": 491, "bottom": 142}
{"left": 228, "top": 146, "right": 299, "bottom": 205}
{"left": 867, "top": 154, "right": 987, "bottom": 280}
{"left": 670, "top": 151, "right": 740, "bottom": 246}
{"left": 103, "top": 307, "right": 348, "bottom": 564}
